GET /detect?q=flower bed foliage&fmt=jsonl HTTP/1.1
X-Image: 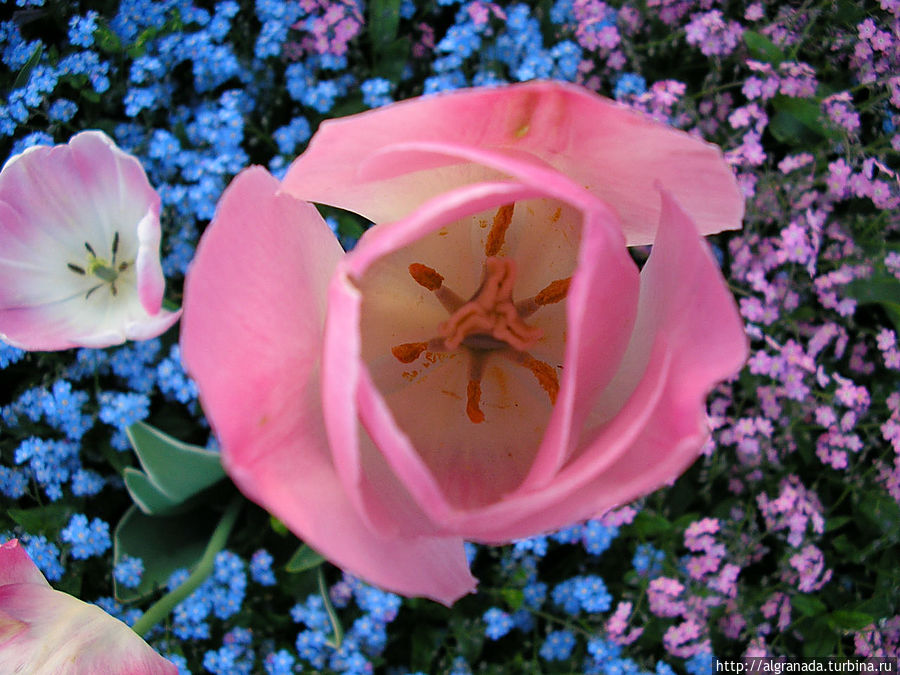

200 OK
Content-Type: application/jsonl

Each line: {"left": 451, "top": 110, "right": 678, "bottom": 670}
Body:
{"left": 1, "top": 0, "right": 899, "bottom": 673}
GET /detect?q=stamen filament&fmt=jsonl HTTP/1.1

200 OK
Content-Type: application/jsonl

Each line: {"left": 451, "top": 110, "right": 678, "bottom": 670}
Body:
{"left": 517, "top": 277, "right": 572, "bottom": 318}
{"left": 408, "top": 262, "right": 465, "bottom": 313}
{"left": 466, "top": 353, "right": 487, "bottom": 423}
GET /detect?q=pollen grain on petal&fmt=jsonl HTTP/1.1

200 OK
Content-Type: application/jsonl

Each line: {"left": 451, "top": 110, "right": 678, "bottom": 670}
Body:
{"left": 485, "top": 203, "right": 514, "bottom": 257}
{"left": 409, "top": 263, "right": 444, "bottom": 291}
{"left": 392, "top": 341, "right": 429, "bottom": 363}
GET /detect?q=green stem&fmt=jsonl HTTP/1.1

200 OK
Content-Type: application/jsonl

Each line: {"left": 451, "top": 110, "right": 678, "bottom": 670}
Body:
{"left": 131, "top": 497, "right": 242, "bottom": 637}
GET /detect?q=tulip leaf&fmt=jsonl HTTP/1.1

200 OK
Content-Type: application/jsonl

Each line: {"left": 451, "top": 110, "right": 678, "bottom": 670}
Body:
{"left": 318, "top": 566, "right": 344, "bottom": 648}
{"left": 113, "top": 505, "right": 216, "bottom": 602}
{"left": 123, "top": 467, "right": 184, "bottom": 516}
{"left": 285, "top": 543, "right": 326, "bottom": 573}
{"left": 126, "top": 421, "right": 225, "bottom": 503}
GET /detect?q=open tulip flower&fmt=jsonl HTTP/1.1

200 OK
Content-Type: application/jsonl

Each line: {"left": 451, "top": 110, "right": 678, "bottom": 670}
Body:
{"left": 0, "top": 130, "right": 180, "bottom": 351}
{"left": 182, "top": 81, "right": 749, "bottom": 604}
{"left": 0, "top": 539, "right": 176, "bottom": 674}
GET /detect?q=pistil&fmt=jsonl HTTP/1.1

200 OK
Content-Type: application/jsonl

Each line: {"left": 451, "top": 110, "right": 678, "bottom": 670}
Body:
{"left": 390, "top": 204, "right": 572, "bottom": 423}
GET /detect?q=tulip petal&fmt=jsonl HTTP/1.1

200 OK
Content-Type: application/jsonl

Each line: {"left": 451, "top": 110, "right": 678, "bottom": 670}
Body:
{"left": 0, "top": 540, "right": 175, "bottom": 674}
{"left": 182, "top": 167, "right": 475, "bottom": 603}
{"left": 0, "top": 584, "right": 176, "bottom": 674}
{"left": 441, "top": 189, "right": 747, "bottom": 540}
{"left": 520, "top": 200, "right": 641, "bottom": 488}
{"left": 282, "top": 81, "right": 743, "bottom": 244}
{"left": 0, "top": 540, "right": 49, "bottom": 588}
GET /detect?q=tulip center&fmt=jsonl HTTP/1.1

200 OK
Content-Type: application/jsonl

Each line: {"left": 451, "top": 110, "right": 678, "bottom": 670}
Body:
{"left": 66, "top": 232, "right": 132, "bottom": 299}
{"left": 390, "top": 203, "right": 570, "bottom": 424}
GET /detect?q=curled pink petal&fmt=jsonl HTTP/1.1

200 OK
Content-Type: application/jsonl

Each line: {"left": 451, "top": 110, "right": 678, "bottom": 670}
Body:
{"left": 441, "top": 189, "right": 748, "bottom": 541}
{"left": 282, "top": 80, "right": 743, "bottom": 244}
{"left": 0, "top": 540, "right": 176, "bottom": 674}
{"left": 181, "top": 168, "right": 475, "bottom": 603}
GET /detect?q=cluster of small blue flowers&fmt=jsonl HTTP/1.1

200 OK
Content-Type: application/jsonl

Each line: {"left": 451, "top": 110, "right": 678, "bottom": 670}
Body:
{"left": 60, "top": 513, "right": 112, "bottom": 560}
{"left": 279, "top": 574, "right": 403, "bottom": 673}
{"left": 98, "top": 391, "right": 151, "bottom": 450}
{"left": 249, "top": 548, "right": 277, "bottom": 586}
{"left": 423, "top": 3, "right": 586, "bottom": 94}
{"left": 203, "top": 627, "right": 255, "bottom": 675}
{"left": 114, "top": 554, "right": 145, "bottom": 588}
{"left": 18, "top": 533, "right": 64, "bottom": 581}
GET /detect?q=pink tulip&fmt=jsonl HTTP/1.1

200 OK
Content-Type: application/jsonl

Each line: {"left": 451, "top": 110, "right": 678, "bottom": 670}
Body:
{"left": 0, "top": 131, "right": 180, "bottom": 351}
{"left": 181, "top": 81, "right": 748, "bottom": 604}
{"left": 0, "top": 539, "right": 177, "bottom": 674}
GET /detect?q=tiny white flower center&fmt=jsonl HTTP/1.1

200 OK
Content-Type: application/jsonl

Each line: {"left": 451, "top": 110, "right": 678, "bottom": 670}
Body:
{"left": 66, "top": 232, "right": 132, "bottom": 299}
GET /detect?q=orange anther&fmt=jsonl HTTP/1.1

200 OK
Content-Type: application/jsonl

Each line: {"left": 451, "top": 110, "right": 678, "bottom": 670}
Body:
{"left": 522, "top": 356, "right": 559, "bottom": 405}
{"left": 391, "top": 342, "right": 428, "bottom": 363}
{"left": 535, "top": 277, "right": 571, "bottom": 306}
{"left": 485, "top": 204, "right": 514, "bottom": 257}
{"left": 409, "top": 263, "right": 444, "bottom": 291}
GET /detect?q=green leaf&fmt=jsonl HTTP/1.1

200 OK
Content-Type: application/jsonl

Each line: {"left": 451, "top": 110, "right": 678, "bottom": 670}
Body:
{"left": 285, "top": 544, "right": 326, "bottom": 573}
{"left": 269, "top": 516, "right": 289, "bottom": 536}
{"left": 93, "top": 22, "right": 123, "bottom": 54}
{"left": 368, "top": 0, "right": 401, "bottom": 53}
{"left": 831, "top": 534, "right": 861, "bottom": 563}
{"left": 744, "top": 30, "right": 784, "bottom": 65}
{"left": 791, "top": 594, "right": 827, "bottom": 617}
{"left": 375, "top": 38, "right": 410, "bottom": 83}
{"left": 769, "top": 96, "right": 829, "bottom": 145}
{"left": 12, "top": 43, "right": 43, "bottom": 92}
{"left": 828, "top": 610, "right": 876, "bottom": 631}
{"left": 856, "top": 489, "right": 900, "bottom": 540}
{"left": 632, "top": 512, "right": 672, "bottom": 537}
{"left": 8, "top": 503, "right": 71, "bottom": 534}
{"left": 844, "top": 277, "right": 900, "bottom": 333}
{"left": 123, "top": 467, "right": 183, "bottom": 516}
{"left": 500, "top": 588, "right": 524, "bottom": 612}
{"left": 126, "top": 421, "right": 225, "bottom": 503}
{"left": 318, "top": 566, "right": 344, "bottom": 647}
{"left": 802, "top": 618, "right": 837, "bottom": 657}
{"left": 824, "top": 515, "right": 851, "bottom": 532}
{"left": 113, "top": 505, "right": 216, "bottom": 602}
